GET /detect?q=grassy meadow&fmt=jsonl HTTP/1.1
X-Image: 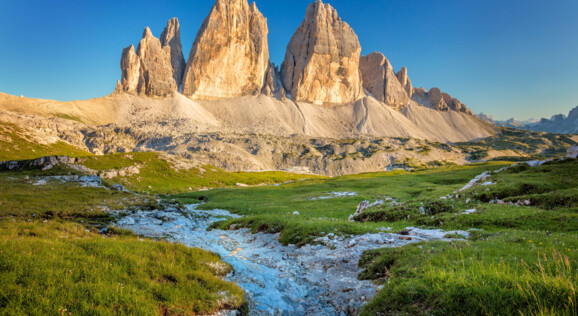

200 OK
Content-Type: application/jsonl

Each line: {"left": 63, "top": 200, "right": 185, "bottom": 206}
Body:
{"left": 0, "top": 170, "right": 246, "bottom": 315}
{"left": 1, "top": 120, "right": 577, "bottom": 315}
{"left": 174, "top": 159, "right": 578, "bottom": 315}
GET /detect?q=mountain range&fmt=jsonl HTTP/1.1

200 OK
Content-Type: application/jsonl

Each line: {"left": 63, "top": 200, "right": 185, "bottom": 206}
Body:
{"left": 479, "top": 105, "right": 578, "bottom": 135}
{"left": 5, "top": 0, "right": 557, "bottom": 176}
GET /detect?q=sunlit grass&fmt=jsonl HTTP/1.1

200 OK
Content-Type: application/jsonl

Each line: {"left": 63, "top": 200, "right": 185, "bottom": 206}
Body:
{"left": 0, "top": 220, "right": 245, "bottom": 315}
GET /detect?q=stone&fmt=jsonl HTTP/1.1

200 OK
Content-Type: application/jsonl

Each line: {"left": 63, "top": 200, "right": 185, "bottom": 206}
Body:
{"left": 567, "top": 144, "right": 578, "bottom": 158}
{"left": 136, "top": 27, "right": 178, "bottom": 97}
{"left": 120, "top": 45, "right": 141, "bottom": 93}
{"left": 396, "top": 67, "right": 413, "bottom": 97}
{"left": 112, "top": 183, "right": 126, "bottom": 191}
{"left": 182, "top": 0, "right": 270, "bottom": 100}
{"left": 411, "top": 87, "right": 473, "bottom": 115}
{"left": 160, "top": 17, "right": 186, "bottom": 88}
{"left": 262, "top": 62, "right": 285, "bottom": 97}
{"left": 359, "top": 52, "right": 409, "bottom": 110}
{"left": 281, "top": 0, "right": 364, "bottom": 105}
{"left": 120, "top": 19, "right": 185, "bottom": 97}
{"left": 349, "top": 200, "right": 370, "bottom": 222}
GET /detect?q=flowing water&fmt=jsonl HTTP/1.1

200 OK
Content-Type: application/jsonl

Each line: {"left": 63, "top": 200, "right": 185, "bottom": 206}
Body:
{"left": 115, "top": 205, "right": 468, "bottom": 315}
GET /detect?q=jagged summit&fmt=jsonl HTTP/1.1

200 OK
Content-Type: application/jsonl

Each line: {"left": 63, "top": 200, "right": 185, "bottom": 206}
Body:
{"left": 115, "top": 0, "right": 481, "bottom": 128}
{"left": 412, "top": 87, "right": 472, "bottom": 115}
{"left": 359, "top": 52, "right": 410, "bottom": 110}
{"left": 160, "top": 18, "right": 186, "bottom": 88}
{"left": 181, "top": 0, "right": 271, "bottom": 100}
{"left": 120, "top": 19, "right": 184, "bottom": 97}
{"left": 396, "top": 67, "right": 413, "bottom": 97}
{"left": 280, "top": 0, "right": 364, "bottom": 105}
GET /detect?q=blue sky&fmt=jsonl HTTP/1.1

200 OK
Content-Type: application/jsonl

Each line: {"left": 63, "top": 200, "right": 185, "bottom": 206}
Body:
{"left": 1, "top": 0, "right": 577, "bottom": 120}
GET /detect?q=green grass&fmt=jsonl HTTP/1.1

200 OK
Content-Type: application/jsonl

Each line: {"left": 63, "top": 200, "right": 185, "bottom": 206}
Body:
{"left": 2, "top": 123, "right": 577, "bottom": 315}
{"left": 0, "top": 123, "right": 91, "bottom": 161}
{"left": 355, "top": 159, "right": 578, "bottom": 315}
{"left": 359, "top": 232, "right": 577, "bottom": 316}
{"left": 174, "top": 159, "right": 578, "bottom": 315}
{"left": 0, "top": 172, "right": 147, "bottom": 221}
{"left": 0, "top": 220, "right": 245, "bottom": 315}
{"left": 0, "top": 167, "right": 247, "bottom": 315}
{"left": 173, "top": 162, "right": 511, "bottom": 245}
{"left": 79, "top": 152, "right": 322, "bottom": 194}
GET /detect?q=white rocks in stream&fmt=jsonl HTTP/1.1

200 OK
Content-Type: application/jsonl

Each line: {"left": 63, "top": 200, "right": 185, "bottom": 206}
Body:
{"left": 311, "top": 192, "right": 358, "bottom": 200}
{"left": 115, "top": 205, "right": 470, "bottom": 315}
{"left": 456, "top": 171, "right": 491, "bottom": 192}
{"left": 32, "top": 175, "right": 104, "bottom": 188}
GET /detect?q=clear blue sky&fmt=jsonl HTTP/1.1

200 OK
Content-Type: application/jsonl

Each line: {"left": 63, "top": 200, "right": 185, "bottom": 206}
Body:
{"left": 1, "top": 0, "right": 577, "bottom": 120}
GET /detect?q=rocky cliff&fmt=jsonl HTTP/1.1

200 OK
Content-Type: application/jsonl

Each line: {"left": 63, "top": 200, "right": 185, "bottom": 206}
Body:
{"left": 412, "top": 87, "right": 473, "bottom": 115}
{"left": 281, "top": 0, "right": 364, "bottom": 105}
{"left": 120, "top": 21, "right": 184, "bottom": 97}
{"left": 160, "top": 18, "right": 186, "bottom": 88}
{"left": 182, "top": 0, "right": 270, "bottom": 100}
{"left": 396, "top": 67, "right": 413, "bottom": 97}
{"left": 359, "top": 52, "right": 410, "bottom": 110}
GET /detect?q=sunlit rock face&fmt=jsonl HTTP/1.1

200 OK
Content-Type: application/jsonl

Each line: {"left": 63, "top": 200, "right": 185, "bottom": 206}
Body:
{"left": 160, "top": 17, "right": 186, "bottom": 89}
{"left": 182, "top": 0, "right": 270, "bottom": 100}
{"left": 359, "top": 52, "right": 410, "bottom": 110}
{"left": 281, "top": 0, "right": 364, "bottom": 105}
{"left": 396, "top": 67, "right": 413, "bottom": 98}
{"left": 120, "top": 20, "right": 183, "bottom": 97}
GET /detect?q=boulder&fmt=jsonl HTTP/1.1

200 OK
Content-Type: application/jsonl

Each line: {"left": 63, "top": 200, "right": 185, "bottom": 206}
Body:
{"left": 182, "top": 0, "right": 270, "bottom": 100}
{"left": 281, "top": 0, "right": 364, "bottom": 105}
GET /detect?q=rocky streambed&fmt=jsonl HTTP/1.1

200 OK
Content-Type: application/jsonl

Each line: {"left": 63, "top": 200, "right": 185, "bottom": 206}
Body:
{"left": 115, "top": 205, "right": 469, "bottom": 315}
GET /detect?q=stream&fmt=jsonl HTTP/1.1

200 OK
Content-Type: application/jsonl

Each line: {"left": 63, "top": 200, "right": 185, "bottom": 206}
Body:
{"left": 115, "top": 205, "right": 469, "bottom": 315}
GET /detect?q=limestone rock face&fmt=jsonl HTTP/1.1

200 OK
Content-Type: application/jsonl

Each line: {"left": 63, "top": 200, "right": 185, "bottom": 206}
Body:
{"left": 359, "top": 52, "right": 409, "bottom": 110}
{"left": 262, "top": 63, "right": 285, "bottom": 97}
{"left": 136, "top": 27, "right": 178, "bottom": 97}
{"left": 182, "top": 0, "right": 270, "bottom": 100}
{"left": 120, "top": 45, "right": 141, "bottom": 93}
{"left": 412, "top": 87, "right": 473, "bottom": 115}
{"left": 120, "top": 19, "right": 184, "bottom": 97}
{"left": 160, "top": 18, "right": 186, "bottom": 88}
{"left": 396, "top": 67, "right": 413, "bottom": 97}
{"left": 281, "top": 0, "right": 364, "bottom": 105}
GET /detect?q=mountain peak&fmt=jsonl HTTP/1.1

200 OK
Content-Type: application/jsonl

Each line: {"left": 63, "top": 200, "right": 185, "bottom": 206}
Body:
{"left": 182, "top": 0, "right": 270, "bottom": 100}
{"left": 281, "top": 0, "right": 363, "bottom": 105}
{"left": 160, "top": 17, "right": 185, "bottom": 88}
{"left": 359, "top": 52, "right": 410, "bottom": 110}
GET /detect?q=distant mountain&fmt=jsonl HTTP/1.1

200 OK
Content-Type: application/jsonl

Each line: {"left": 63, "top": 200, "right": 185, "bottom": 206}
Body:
{"left": 478, "top": 106, "right": 578, "bottom": 134}
{"left": 525, "top": 106, "right": 578, "bottom": 134}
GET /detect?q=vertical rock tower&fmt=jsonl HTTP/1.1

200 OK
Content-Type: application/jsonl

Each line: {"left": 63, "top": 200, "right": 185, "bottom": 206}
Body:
{"left": 359, "top": 52, "right": 410, "bottom": 110}
{"left": 182, "top": 0, "right": 270, "bottom": 100}
{"left": 160, "top": 18, "right": 186, "bottom": 89}
{"left": 281, "top": 0, "right": 364, "bottom": 105}
{"left": 120, "top": 19, "right": 184, "bottom": 97}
